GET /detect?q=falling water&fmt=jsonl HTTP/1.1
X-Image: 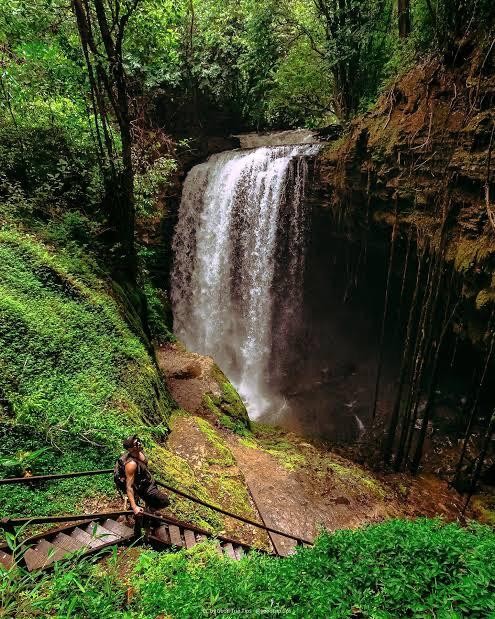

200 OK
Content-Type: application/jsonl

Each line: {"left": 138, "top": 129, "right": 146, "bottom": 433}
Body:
{"left": 171, "top": 144, "right": 318, "bottom": 418}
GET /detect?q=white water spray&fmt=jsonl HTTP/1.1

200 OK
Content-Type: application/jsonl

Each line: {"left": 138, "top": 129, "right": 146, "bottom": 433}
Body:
{"left": 171, "top": 144, "right": 318, "bottom": 417}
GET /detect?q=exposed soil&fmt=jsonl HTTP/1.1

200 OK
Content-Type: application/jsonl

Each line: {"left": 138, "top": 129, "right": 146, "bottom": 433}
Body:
{"left": 228, "top": 437, "right": 396, "bottom": 555}
{"left": 157, "top": 344, "right": 469, "bottom": 556}
{"left": 156, "top": 343, "right": 222, "bottom": 414}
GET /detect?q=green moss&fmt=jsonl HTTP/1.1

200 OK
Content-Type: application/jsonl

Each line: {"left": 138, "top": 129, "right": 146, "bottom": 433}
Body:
{"left": 240, "top": 424, "right": 307, "bottom": 471}
{"left": 202, "top": 377, "right": 251, "bottom": 433}
{"left": 150, "top": 445, "right": 197, "bottom": 489}
{"left": 265, "top": 448, "right": 305, "bottom": 471}
{"left": 0, "top": 227, "right": 173, "bottom": 518}
{"left": 203, "top": 394, "right": 219, "bottom": 417}
{"left": 216, "top": 474, "right": 253, "bottom": 517}
{"left": 473, "top": 495, "right": 495, "bottom": 526}
{"left": 448, "top": 234, "right": 495, "bottom": 272}
{"left": 209, "top": 363, "right": 228, "bottom": 386}
{"left": 150, "top": 443, "right": 223, "bottom": 532}
{"left": 326, "top": 461, "right": 387, "bottom": 498}
{"left": 475, "top": 288, "right": 495, "bottom": 310}
{"left": 239, "top": 436, "right": 259, "bottom": 450}
{"left": 194, "top": 417, "right": 235, "bottom": 466}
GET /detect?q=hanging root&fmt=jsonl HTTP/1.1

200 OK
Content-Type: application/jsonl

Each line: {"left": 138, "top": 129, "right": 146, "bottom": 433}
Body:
{"left": 453, "top": 321, "right": 495, "bottom": 487}
{"left": 462, "top": 410, "right": 495, "bottom": 514}
{"left": 372, "top": 212, "right": 398, "bottom": 421}
{"left": 383, "top": 233, "right": 425, "bottom": 465}
{"left": 410, "top": 284, "right": 461, "bottom": 474}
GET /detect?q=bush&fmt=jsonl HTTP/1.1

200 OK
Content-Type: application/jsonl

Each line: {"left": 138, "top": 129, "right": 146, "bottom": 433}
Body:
{"left": 2, "top": 519, "right": 495, "bottom": 618}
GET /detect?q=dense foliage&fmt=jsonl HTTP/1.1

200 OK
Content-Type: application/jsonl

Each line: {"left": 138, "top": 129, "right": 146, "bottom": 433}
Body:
{"left": 0, "top": 1, "right": 494, "bottom": 614}
{"left": 0, "top": 0, "right": 493, "bottom": 244}
{"left": 2, "top": 519, "right": 495, "bottom": 618}
{"left": 2, "top": 0, "right": 493, "bottom": 174}
{"left": 0, "top": 226, "right": 174, "bottom": 517}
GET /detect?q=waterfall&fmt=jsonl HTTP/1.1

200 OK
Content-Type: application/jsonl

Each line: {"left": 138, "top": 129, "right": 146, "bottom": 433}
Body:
{"left": 171, "top": 143, "right": 318, "bottom": 418}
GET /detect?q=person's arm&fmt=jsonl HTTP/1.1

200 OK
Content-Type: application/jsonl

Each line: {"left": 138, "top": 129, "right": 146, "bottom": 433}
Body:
{"left": 125, "top": 461, "right": 143, "bottom": 515}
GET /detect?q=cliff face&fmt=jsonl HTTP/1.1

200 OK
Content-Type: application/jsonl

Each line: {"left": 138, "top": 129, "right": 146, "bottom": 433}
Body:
{"left": 314, "top": 43, "right": 495, "bottom": 323}
{"left": 305, "top": 45, "right": 495, "bottom": 476}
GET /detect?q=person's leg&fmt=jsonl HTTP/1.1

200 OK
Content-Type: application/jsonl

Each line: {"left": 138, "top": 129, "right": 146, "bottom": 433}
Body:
{"left": 143, "top": 484, "right": 170, "bottom": 510}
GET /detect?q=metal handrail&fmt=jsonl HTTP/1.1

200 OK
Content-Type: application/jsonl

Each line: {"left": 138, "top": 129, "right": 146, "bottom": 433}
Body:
{"left": 154, "top": 479, "right": 312, "bottom": 546}
{"left": 0, "top": 510, "right": 133, "bottom": 527}
{"left": 0, "top": 468, "right": 313, "bottom": 546}
{"left": 0, "top": 469, "right": 114, "bottom": 485}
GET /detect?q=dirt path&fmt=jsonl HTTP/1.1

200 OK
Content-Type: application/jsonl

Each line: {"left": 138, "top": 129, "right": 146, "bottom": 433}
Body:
{"left": 156, "top": 343, "right": 467, "bottom": 556}
{"left": 228, "top": 436, "right": 397, "bottom": 555}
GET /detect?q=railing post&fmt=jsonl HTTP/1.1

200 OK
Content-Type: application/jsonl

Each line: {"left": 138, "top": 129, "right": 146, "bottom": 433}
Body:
{"left": 133, "top": 514, "right": 142, "bottom": 540}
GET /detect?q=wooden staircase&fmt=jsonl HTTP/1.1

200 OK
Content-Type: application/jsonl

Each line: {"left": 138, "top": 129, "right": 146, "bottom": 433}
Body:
{"left": 0, "top": 468, "right": 312, "bottom": 573}
{"left": 0, "top": 513, "right": 255, "bottom": 572}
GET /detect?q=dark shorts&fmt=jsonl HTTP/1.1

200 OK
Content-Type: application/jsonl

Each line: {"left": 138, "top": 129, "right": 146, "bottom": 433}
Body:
{"left": 140, "top": 483, "right": 170, "bottom": 510}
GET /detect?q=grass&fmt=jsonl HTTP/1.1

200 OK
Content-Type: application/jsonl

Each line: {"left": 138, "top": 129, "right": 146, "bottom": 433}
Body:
{"left": 150, "top": 413, "right": 257, "bottom": 535}
{"left": 0, "top": 226, "right": 174, "bottom": 519}
{"left": 2, "top": 518, "right": 495, "bottom": 618}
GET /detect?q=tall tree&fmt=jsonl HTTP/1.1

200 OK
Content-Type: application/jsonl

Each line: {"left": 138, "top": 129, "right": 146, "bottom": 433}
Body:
{"left": 398, "top": 0, "right": 410, "bottom": 37}
{"left": 308, "top": 0, "right": 391, "bottom": 119}
{"left": 72, "top": 0, "right": 140, "bottom": 282}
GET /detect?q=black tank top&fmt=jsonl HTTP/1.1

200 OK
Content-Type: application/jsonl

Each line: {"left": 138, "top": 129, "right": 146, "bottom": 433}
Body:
{"left": 125, "top": 453, "right": 152, "bottom": 493}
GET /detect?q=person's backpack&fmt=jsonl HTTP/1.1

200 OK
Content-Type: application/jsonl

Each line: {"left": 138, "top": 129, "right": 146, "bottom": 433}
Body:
{"left": 114, "top": 455, "right": 128, "bottom": 495}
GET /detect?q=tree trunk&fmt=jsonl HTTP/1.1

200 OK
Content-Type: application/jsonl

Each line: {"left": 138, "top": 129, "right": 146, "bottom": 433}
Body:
{"left": 372, "top": 219, "right": 397, "bottom": 420}
{"left": 398, "top": 0, "right": 411, "bottom": 38}
{"left": 72, "top": 0, "right": 138, "bottom": 283}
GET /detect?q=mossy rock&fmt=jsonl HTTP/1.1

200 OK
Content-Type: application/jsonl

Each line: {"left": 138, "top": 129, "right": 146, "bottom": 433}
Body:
{"left": 204, "top": 365, "right": 251, "bottom": 432}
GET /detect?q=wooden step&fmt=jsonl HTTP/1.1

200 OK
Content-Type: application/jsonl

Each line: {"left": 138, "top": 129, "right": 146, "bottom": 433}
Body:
{"left": 168, "top": 524, "right": 183, "bottom": 547}
{"left": 0, "top": 549, "right": 13, "bottom": 569}
{"left": 37, "top": 539, "right": 68, "bottom": 563}
{"left": 84, "top": 522, "right": 120, "bottom": 545}
{"left": 183, "top": 529, "right": 196, "bottom": 549}
{"left": 24, "top": 540, "right": 66, "bottom": 571}
{"left": 52, "top": 532, "right": 85, "bottom": 552}
{"left": 24, "top": 548, "right": 50, "bottom": 572}
{"left": 223, "top": 542, "right": 236, "bottom": 559}
{"left": 154, "top": 525, "right": 171, "bottom": 544}
{"left": 214, "top": 542, "right": 223, "bottom": 555}
{"left": 101, "top": 518, "right": 134, "bottom": 539}
{"left": 71, "top": 527, "right": 103, "bottom": 549}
